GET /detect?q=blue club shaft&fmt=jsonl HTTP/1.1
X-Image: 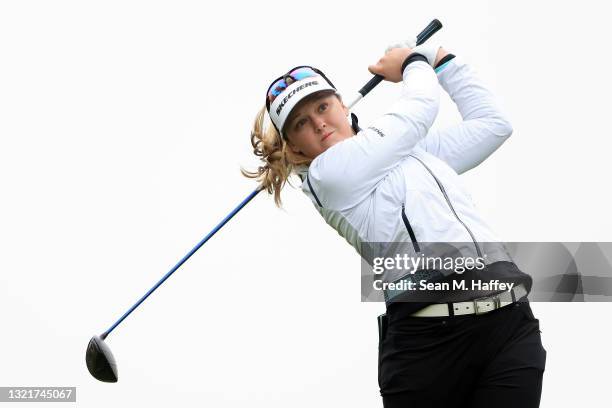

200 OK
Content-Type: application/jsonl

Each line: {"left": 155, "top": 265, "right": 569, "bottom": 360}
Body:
{"left": 101, "top": 187, "right": 263, "bottom": 339}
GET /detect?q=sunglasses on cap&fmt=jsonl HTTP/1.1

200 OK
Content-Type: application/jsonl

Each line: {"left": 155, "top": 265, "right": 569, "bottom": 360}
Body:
{"left": 265, "top": 65, "right": 337, "bottom": 109}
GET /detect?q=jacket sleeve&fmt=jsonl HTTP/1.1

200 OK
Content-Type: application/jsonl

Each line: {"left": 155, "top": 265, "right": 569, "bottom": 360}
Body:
{"left": 305, "top": 60, "right": 440, "bottom": 211}
{"left": 417, "top": 57, "right": 513, "bottom": 174}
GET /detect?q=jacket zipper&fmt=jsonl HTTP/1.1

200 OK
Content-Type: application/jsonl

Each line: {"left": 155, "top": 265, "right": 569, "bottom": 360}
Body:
{"left": 408, "top": 155, "right": 483, "bottom": 258}
{"left": 401, "top": 203, "right": 421, "bottom": 253}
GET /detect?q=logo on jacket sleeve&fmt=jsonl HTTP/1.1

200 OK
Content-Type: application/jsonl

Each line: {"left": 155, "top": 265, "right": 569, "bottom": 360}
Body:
{"left": 368, "top": 126, "right": 385, "bottom": 137}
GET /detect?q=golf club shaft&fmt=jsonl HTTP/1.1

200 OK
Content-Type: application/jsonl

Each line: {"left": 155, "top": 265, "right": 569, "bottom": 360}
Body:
{"left": 100, "top": 19, "right": 442, "bottom": 340}
{"left": 347, "top": 18, "right": 443, "bottom": 109}
{"left": 102, "top": 187, "right": 263, "bottom": 339}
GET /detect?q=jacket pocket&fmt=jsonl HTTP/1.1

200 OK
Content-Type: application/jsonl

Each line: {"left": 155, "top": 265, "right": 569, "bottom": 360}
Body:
{"left": 401, "top": 203, "right": 420, "bottom": 253}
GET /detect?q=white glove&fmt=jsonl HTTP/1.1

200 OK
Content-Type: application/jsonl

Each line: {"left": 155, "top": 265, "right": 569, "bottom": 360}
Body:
{"left": 385, "top": 36, "right": 417, "bottom": 53}
{"left": 386, "top": 37, "right": 440, "bottom": 67}
{"left": 412, "top": 43, "right": 441, "bottom": 67}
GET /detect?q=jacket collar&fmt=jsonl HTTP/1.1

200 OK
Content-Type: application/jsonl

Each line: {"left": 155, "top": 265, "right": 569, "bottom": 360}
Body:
{"left": 294, "top": 164, "right": 310, "bottom": 182}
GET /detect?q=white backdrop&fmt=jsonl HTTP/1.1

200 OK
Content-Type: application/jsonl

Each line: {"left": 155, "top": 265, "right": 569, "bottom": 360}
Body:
{"left": 1, "top": 1, "right": 610, "bottom": 406}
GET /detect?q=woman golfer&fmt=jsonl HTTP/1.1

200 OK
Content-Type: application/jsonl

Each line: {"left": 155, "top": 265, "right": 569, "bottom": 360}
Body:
{"left": 244, "top": 39, "right": 547, "bottom": 407}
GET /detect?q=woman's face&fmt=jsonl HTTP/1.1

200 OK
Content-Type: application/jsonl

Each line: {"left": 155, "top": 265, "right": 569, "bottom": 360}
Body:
{"left": 284, "top": 93, "right": 355, "bottom": 159}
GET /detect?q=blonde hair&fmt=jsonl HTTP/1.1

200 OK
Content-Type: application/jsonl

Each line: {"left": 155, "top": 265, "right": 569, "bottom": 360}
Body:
{"left": 241, "top": 105, "right": 312, "bottom": 207}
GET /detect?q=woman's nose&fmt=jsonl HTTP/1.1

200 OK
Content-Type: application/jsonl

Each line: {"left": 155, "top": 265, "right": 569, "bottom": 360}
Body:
{"left": 313, "top": 116, "right": 327, "bottom": 132}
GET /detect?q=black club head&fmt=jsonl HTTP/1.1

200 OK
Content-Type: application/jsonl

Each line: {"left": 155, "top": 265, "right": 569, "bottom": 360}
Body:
{"left": 86, "top": 335, "right": 118, "bottom": 383}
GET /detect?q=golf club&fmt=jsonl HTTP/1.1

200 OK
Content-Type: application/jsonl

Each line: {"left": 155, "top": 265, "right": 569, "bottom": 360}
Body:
{"left": 86, "top": 18, "right": 443, "bottom": 383}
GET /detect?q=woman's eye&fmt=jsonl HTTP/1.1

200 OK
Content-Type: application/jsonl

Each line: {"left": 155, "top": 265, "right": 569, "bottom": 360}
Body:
{"left": 296, "top": 119, "right": 306, "bottom": 129}
{"left": 318, "top": 103, "right": 328, "bottom": 112}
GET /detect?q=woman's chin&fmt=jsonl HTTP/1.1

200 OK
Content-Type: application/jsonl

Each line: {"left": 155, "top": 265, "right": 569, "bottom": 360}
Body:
{"left": 322, "top": 134, "right": 344, "bottom": 148}
{"left": 319, "top": 140, "right": 337, "bottom": 153}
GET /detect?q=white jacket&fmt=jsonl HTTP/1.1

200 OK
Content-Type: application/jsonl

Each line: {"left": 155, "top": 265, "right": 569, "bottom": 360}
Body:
{"left": 296, "top": 57, "right": 514, "bottom": 289}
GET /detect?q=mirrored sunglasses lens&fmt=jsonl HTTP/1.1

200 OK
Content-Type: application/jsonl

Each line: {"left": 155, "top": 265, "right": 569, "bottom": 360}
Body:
{"left": 267, "top": 68, "right": 318, "bottom": 103}
{"left": 290, "top": 67, "right": 317, "bottom": 81}
{"left": 267, "top": 79, "right": 287, "bottom": 100}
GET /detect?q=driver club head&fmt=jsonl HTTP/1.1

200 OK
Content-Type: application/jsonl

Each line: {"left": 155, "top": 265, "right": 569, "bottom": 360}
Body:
{"left": 86, "top": 335, "right": 118, "bottom": 383}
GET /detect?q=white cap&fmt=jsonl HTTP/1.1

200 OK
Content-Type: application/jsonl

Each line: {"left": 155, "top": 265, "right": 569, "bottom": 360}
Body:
{"left": 268, "top": 74, "right": 337, "bottom": 138}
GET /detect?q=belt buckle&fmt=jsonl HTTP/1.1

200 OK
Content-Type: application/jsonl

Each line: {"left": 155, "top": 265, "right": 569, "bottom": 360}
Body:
{"left": 472, "top": 295, "right": 501, "bottom": 315}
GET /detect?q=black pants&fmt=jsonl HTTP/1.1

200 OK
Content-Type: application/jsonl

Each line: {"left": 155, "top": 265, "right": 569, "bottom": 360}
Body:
{"left": 378, "top": 300, "right": 546, "bottom": 408}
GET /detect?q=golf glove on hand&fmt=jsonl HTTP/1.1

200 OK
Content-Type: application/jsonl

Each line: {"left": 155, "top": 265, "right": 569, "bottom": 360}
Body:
{"left": 386, "top": 38, "right": 441, "bottom": 67}
{"left": 412, "top": 43, "right": 442, "bottom": 67}
{"left": 385, "top": 36, "right": 417, "bottom": 53}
